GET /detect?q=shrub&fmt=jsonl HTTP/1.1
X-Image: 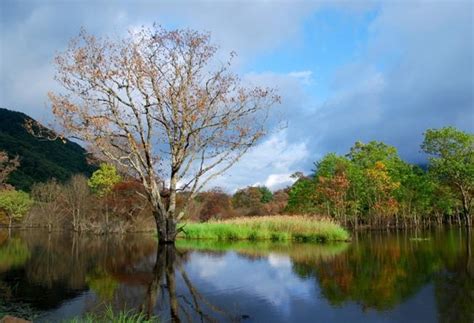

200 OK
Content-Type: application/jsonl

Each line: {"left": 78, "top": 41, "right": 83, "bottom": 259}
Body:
{"left": 0, "top": 189, "right": 32, "bottom": 228}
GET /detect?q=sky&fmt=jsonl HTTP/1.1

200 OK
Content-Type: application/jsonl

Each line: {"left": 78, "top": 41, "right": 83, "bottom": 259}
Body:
{"left": 1, "top": 0, "right": 473, "bottom": 191}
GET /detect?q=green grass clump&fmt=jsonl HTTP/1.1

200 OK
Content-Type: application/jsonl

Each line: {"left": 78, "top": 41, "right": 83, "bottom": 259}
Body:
{"left": 65, "top": 307, "right": 158, "bottom": 323}
{"left": 179, "top": 216, "right": 350, "bottom": 243}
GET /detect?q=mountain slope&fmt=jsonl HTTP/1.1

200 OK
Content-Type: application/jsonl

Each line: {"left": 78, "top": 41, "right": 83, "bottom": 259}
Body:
{"left": 0, "top": 108, "right": 96, "bottom": 190}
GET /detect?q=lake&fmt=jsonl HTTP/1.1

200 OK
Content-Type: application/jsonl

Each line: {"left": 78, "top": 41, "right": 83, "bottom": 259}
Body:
{"left": 0, "top": 228, "right": 472, "bottom": 322}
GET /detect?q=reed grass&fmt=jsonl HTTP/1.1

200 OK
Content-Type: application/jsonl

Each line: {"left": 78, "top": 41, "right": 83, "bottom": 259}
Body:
{"left": 179, "top": 216, "right": 350, "bottom": 243}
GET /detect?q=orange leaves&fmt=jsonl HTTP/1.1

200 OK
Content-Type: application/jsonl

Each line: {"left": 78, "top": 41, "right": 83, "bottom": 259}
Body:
{"left": 195, "top": 95, "right": 208, "bottom": 113}
{"left": 317, "top": 170, "right": 351, "bottom": 216}
{"left": 73, "top": 48, "right": 87, "bottom": 66}
{"left": 89, "top": 116, "right": 110, "bottom": 128}
{"left": 373, "top": 198, "right": 399, "bottom": 216}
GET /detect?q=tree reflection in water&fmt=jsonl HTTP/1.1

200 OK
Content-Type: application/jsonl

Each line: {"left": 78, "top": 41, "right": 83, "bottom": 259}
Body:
{"left": 145, "top": 244, "right": 235, "bottom": 322}
{"left": 0, "top": 230, "right": 235, "bottom": 321}
{"left": 291, "top": 229, "right": 473, "bottom": 321}
{"left": 0, "top": 229, "right": 472, "bottom": 322}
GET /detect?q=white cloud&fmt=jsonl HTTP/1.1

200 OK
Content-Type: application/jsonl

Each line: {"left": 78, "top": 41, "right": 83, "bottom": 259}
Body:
{"left": 264, "top": 174, "right": 296, "bottom": 191}
{"left": 185, "top": 251, "right": 315, "bottom": 314}
{"left": 188, "top": 253, "right": 229, "bottom": 279}
{"left": 201, "top": 69, "right": 315, "bottom": 191}
{"left": 268, "top": 253, "right": 292, "bottom": 268}
{"left": 0, "top": 1, "right": 321, "bottom": 117}
{"left": 288, "top": 70, "right": 314, "bottom": 85}
{"left": 208, "top": 130, "right": 309, "bottom": 192}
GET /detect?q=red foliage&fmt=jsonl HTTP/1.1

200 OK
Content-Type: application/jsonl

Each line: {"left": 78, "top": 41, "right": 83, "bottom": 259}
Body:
{"left": 317, "top": 170, "right": 350, "bottom": 219}
{"left": 197, "top": 188, "right": 234, "bottom": 221}
{"left": 106, "top": 180, "right": 149, "bottom": 220}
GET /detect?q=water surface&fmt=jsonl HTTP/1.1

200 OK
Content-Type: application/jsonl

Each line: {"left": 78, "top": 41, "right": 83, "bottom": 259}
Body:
{"left": 0, "top": 229, "right": 472, "bottom": 322}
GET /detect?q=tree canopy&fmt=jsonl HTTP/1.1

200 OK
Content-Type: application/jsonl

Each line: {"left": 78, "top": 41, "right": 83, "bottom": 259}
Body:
{"left": 88, "top": 164, "right": 122, "bottom": 197}
{"left": 422, "top": 127, "right": 474, "bottom": 221}
{"left": 286, "top": 127, "right": 473, "bottom": 228}
{"left": 0, "top": 190, "right": 32, "bottom": 228}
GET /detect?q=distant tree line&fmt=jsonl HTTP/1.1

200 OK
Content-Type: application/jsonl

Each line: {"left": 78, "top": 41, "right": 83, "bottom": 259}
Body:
{"left": 286, "top": 127, "right": 473, "bottom": 228}
{"left": 0, "top": 126, "right": 472, "bottom": 232}
{"left": 0, "top": 158, "right": 289, "bottom": 232}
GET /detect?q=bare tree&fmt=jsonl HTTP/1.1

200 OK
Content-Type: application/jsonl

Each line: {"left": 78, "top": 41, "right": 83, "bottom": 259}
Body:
{"left": 0, "top": 151, "right": 19, "bottom": 189}
{"left": 30, "top": 180, "right": 65, "bottom": 232}
{"left": 63, "top": 175, "right": 91, "bottom": 232}
{"left": 48, "top": 25, "right": 280, "bottom": 243}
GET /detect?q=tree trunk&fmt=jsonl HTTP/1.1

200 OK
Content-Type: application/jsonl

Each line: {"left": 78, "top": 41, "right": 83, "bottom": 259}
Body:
{"left": 105, "top": 203, "right": 109, "bottom": 233}
{"left": 466, "top": 227, "right": 471, "bottom": 272}
{"left": 459, "top": 185, "right": 471, "bottom": 228}
{"left": 8, "top": 216, "right": 12, "bottom": 237}
{"left": 155, "top": 213, "right": 177, "bottom": 244}
{"left": 465, "top": 213, "right": 472, "bottom": 229}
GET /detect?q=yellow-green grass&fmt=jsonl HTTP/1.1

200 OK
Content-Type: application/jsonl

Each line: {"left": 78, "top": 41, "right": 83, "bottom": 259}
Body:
{"left": 179, "top": 216, "right": 350, "bottom": 243}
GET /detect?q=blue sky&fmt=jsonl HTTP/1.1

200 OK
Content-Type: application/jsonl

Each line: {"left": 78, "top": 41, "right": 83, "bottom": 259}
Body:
{"left": 247, "top": 7, "right": 378, "bottom": 88}
{"left": 1, "top": 0, "right": 473, "bottom": 191}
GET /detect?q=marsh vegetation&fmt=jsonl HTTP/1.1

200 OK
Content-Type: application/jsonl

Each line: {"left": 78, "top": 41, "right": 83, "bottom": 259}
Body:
{"left": 180, "top": 216, "right": 350, "bottom": 242}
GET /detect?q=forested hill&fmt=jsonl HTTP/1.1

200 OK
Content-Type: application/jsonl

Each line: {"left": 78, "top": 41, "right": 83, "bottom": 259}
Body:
{"left": 0, "top": 108, "right": 96, "bottom": 190}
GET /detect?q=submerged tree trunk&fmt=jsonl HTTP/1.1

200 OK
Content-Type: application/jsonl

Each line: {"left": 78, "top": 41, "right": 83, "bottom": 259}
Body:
{"left": 465, "top": 213, "right": 472, "bottom": 229}
{"left": 145, "top": 244, "right": 166, "bottom": 318}
{"left": 466, "top": 227, "right": 471, "bottom": 273}
{"left": 145, "top": 244, "right": 180, "bottom": 321}
{"left": 8, "top": 216, "right": 12, "bottom": 237}
{"left": 458, "top": 185, "right": 471, "bottom": 228}
{"left": 155, "top": 212, "right": 178, "bottom": 244}
{"left": 165, "top": 245, "right": 180, "bottom": 322}
{"left": 145, "top": 243, "right": 230, "bottom": 321}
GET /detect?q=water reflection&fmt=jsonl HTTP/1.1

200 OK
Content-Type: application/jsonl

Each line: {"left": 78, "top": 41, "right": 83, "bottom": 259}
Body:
{"left": 0, "top": 229, "right": 472, "bottom": 322}
{"left": 143, "top": 245, "right": 237, "bottom": 322}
